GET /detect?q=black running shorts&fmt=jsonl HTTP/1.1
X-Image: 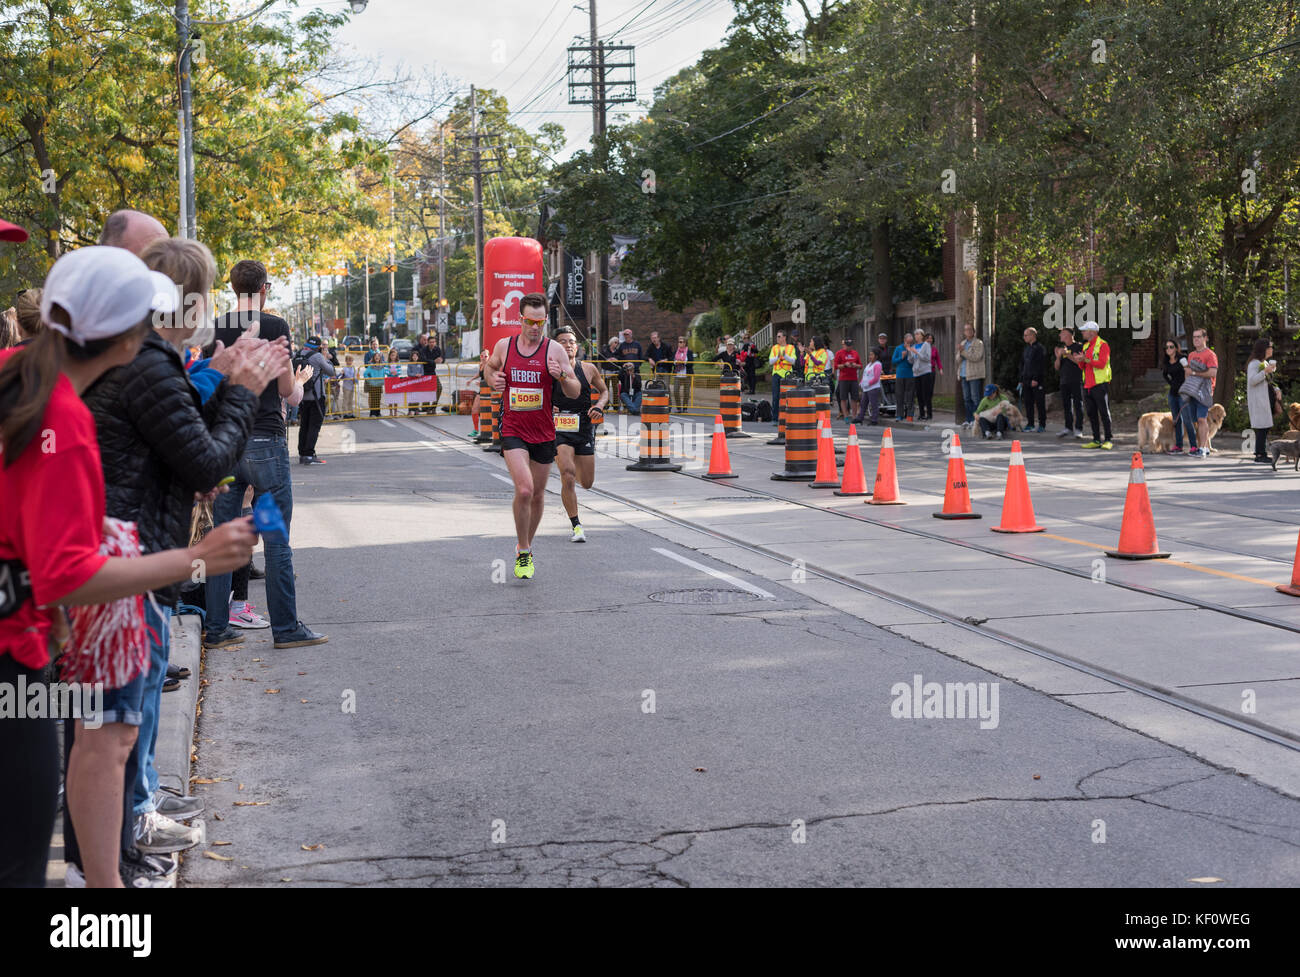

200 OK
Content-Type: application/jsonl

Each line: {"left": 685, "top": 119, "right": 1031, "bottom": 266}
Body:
{"left": 501, "top": 436, "right": 557, "bottom": 465}
{"left": 556, "top": 427, "right": 595, "bottom": 456}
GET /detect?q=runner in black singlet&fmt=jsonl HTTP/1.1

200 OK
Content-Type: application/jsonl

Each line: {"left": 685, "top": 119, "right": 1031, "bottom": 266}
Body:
{"left": 551, "top": 327, "right": 608, "bottom": 542}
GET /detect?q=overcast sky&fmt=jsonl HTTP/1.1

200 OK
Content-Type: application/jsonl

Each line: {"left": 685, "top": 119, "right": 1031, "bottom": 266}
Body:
{"left": 333, "top": 0, "right": 745, "bottom": 157}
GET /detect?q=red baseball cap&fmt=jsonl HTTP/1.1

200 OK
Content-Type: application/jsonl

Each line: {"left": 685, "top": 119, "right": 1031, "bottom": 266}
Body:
{"left": 0, "top": 219, "right": 29, "bottom": 242}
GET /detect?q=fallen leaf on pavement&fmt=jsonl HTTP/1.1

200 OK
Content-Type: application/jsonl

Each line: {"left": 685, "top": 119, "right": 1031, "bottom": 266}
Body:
{"left": 297, "top": 672, "right": 307, "bottom": 676}
{"left": 252, "top": 658, "right": 262, "bottom": 662}
{"left": 1188, "top": 877, "right": 1225, "bottom": 884}
{"left": 694, "top": 767, "right": 706, "bottom": 772}
{"left": 280, "top": 877, "right": 292, "bottom": 882}
{"left": 203, "top": 851, "right": 234, "bottom": 861}
{"left": 300, "top": 699, "right": 308, "bottom": 703}
{"left": 301, "top": 843, "right": 324, "bottom": 851}
{"left": 233, "top": 801, "right": 269, "bottom": 807}
{"left": 190, "top": 776, "right": 227, "bottom": 784}
{"left": 212, "top": 812, "right": 224, "bottom": 821}
{"left": 265, "top": 689, "right": 280, "bottom": 694}
{"left": 212, "top": 841, "right": 232, "bottom": 847}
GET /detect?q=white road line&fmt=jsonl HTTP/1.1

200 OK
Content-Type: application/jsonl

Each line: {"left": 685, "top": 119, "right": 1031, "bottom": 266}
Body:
{"left": 488, "top": 472, "right": 515, "bottom": 485}
{"left": 379, "top": 419, "right": 397, "bottom": 428}
{"left": 652, "top": 547, "right": 776, "bottom": 600}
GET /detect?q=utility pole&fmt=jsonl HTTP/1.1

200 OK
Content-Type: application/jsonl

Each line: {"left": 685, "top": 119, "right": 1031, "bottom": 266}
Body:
{"left": 588, "top": 0, "right": 604, "bottom": 349}
{"left": 439, "top": 122, "right": 447, "bottom": 329}
{"left": 388, "top": 144, "right": 397, "bottom": 329}
{"left": 364, "top": 258, "right": 371, "bottom": 340}
{"left": 175, "top": 0, "right": 196, "bottom": 239}
{"left": 471, "top": 85, "right": 486, "bottom": 334}
{"left": 568, "top": 5, "right": 635, "bottom": 348}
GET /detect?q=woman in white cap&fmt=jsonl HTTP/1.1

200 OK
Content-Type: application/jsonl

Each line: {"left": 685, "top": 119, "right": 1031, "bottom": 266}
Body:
{"left": 0, "top": 246, "right": 256, "bottom": 887}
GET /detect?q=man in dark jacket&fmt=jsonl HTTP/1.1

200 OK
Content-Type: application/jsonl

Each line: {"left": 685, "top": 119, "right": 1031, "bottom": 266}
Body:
{"left": 646, "top": 330, "right": 672, "bottom": 377}
{"left": 297, "top": 335, "right": 339, "bottom": 463}
{"left": 82, "top": 236, "right": 284, "bottom": 876}
{"left": 411, "top": 332, "right": 444, "bottom": 414}
{"left": 1020, "top": 326, "right": 1048, "bottom": 432}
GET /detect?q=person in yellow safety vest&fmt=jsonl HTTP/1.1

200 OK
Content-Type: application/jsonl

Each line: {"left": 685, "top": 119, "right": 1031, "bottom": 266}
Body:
{"left": 769, "top": 329, "right": 795, "bottom": 426}
{"left": 804, "top": 336, "right": 830, "bottom": 387}
{"left": 1074, "top": 320, "right": 1113, "bottom": 449}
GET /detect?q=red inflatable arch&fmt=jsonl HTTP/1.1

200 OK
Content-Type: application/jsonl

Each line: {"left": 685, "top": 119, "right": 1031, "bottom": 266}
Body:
{"left": 483, "top": 236, "right": 545, "bottom": 353}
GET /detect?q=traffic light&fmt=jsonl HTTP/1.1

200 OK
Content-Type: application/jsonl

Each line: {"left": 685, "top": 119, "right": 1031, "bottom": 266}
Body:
{"left": 439, "top": 297, "right": 448, "bottom": 307}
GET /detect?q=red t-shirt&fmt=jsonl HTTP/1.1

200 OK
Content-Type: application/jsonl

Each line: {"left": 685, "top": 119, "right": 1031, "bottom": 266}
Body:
{"left": 0, "top": 348, "right": 108, "bottom": 669}
{"left": 1187, "top": 348, "right": 1219, "bottom": 393}
{"left": 833, "top": 348, "right": 862, "bottom": 382}
{"left": 499, "top": 336, "right": 556, "bottom": 444}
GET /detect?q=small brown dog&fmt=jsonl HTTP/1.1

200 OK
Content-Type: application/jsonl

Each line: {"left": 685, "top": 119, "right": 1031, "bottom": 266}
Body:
{"left": 1137, "top": 403, "right": 1226, "bottom": 453}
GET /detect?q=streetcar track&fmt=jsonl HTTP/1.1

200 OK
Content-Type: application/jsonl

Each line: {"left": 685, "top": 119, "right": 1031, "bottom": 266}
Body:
{"left": 425, "top": 421, "right": 1300, "bottom": 754}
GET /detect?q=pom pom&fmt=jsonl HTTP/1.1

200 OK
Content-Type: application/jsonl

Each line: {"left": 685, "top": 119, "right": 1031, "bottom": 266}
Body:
{"left": 60, "top": 518, "right": 149, "bottom": 689}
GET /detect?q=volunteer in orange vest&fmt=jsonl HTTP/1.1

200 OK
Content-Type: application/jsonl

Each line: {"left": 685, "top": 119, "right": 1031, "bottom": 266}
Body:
{"left": 1075, "top": 320, "right": 1113, "bottom": 450}
{"left": 768, "top": 330, "right": 796, "bottom": 427}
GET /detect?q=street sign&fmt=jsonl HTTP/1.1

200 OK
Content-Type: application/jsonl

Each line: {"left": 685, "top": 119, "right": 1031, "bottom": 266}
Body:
{"left": 455, "top": 311, "right": 467, "bottom": 327}
{"left": 394, "top": 300, "right": 407, "bottom": 325}
{"left": 436, "top": 311, "right": 449, "bottom": 333}
{"left": 367, "top": 313, "right": 377, "bottom": 324}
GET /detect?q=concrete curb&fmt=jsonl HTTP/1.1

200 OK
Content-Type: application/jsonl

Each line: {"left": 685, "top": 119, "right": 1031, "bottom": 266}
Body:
{"left": 158, "top": 612, "right": 203, "bottom": 797}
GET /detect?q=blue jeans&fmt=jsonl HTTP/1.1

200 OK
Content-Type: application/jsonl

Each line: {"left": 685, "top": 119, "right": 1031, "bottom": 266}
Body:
{"left": 961, "top": 378, "right": 983, "bottom": 424}
{"left": 1167, "top": 392, "right": 1185, "bottom": 449}
{"left": 621, "top": 390, "right": 642, "bottom": 413}
{"left": 132, "top": 602, "right": 172, "bottom": 816}
{"left": 205, "top": 436, "right": 299, "bottom": 640}
{"left": 1181, "top": 397, "right": 1207, "bottom": 449}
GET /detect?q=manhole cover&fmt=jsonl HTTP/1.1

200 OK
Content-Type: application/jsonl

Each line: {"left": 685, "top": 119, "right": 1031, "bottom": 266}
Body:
{"left": 648, "top": 588, "right": 762, "bottom": 604}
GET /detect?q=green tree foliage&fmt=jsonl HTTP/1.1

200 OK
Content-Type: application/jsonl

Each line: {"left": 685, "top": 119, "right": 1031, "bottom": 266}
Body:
{"left": 0, "top": 0, "right": 383, "bottom": 291}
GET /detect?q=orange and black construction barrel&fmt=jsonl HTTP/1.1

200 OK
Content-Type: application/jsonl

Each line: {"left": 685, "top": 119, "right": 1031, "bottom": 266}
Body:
{"left": 719, "top": 369, "right": 750, "bottom": 439}
{"left": 772, "top": 386, "right": 817, "bottom": 481}
{"left": 627, "top": 380, "right": 682, "bottom": 472}
{"left": 484, "top": 389, "right": 503, "bottom": 454}
{"left": 473, "top": 377, "right": 492, "bottom": 443}
{"left": 767, "top": 376, "right": 798, "bottom": 446}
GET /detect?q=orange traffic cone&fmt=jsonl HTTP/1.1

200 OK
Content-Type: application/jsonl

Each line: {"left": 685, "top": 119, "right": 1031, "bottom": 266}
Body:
{"left": 1105, "top": 453, "right": 1170, "bottom": 559}
{"left": 991, "top": 440, "right": 1043, "bottom": 533}
{"left": 703, "top": 414, "right": 738, "bottom": 479}
{"left": 834, "top": 425, "right": 871, "bottom": 496}
{"left": 810, "top": 412, "right": 840, "bottom": 488}
{"left": 933, "top": 434, "right": 981, "bottom": 519}
{"left": 1277, "top": 529, "right": 1300, "bottom": 597}
{"left": 867, "top": 427, "right": 905, "bottom": 504}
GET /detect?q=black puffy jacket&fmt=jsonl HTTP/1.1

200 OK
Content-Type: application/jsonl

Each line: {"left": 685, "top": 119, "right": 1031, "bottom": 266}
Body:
{"left": 82, "top": 332, "right": 258, "bottom": 607}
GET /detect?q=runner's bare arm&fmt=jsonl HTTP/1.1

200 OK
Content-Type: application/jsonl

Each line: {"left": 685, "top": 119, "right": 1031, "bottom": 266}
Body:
{"left": 585, "top": 362, "right": 609, "bottom": 414}
{"left": 548, "top": 342, "right": 581, "bottom": 397}
{"left": 484, "top": 338, "right": 509, "bottom": 391}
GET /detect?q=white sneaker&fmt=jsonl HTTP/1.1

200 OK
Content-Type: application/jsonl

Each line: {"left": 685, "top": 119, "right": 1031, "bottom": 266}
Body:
{"left": 570, "top": 525, "right": 586, "bottom": 543}
{"left": 134, "top": 810, "right": 203, "bottom": 854}
{"left": 1075, "top": 430, "right": 1087, "bottom": 439}
{"left": 229, "top": 600, "right": 270, "bottom": 629}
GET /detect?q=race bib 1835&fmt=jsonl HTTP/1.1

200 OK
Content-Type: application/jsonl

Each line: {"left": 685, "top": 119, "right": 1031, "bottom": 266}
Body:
{"left": 555, "top": 412, "right": 580, "bottom": 432}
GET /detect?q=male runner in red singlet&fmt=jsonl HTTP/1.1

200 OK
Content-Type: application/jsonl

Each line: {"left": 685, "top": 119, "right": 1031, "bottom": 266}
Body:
{"left": 482, "top": 293, "right": 581, "bottom": 579}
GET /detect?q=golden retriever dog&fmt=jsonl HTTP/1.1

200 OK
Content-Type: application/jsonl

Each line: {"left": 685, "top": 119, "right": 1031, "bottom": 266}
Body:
{"left": 1288, "top": 402, "right": 1300, "bottom": 433}
{"left": 1137, "top": 404, "right": 1226, "bottom": 453}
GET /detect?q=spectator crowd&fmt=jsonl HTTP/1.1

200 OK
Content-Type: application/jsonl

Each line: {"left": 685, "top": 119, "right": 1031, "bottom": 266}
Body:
{"left": 0, "top": 209, "right": 332, "bottom": 888}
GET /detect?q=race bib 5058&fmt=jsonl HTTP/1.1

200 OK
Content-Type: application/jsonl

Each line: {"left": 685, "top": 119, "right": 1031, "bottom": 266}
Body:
{"left": 510, "top": 388, "right": 543, "bottom": 412}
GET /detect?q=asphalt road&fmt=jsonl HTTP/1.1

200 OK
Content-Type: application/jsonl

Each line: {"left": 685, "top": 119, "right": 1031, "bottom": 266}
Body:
{"left": 182, "top": 413, "right": 1300, "bottom": 887}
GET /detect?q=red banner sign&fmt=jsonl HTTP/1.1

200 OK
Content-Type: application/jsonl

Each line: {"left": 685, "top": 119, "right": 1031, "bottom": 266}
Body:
{"left": 384, "top": 376, "right": 439, "bottom": 395}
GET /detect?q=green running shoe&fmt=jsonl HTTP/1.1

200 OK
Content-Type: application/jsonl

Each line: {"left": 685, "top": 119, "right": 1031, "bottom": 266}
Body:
{"left": 514, "top": 550, "right": 534, "bottom": 579}
{"left": 1100, "top": 440, "right": 1114, "bottom": 450}
{"left": 1081, "top": 440, "right": 1102, "bottom": 449}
